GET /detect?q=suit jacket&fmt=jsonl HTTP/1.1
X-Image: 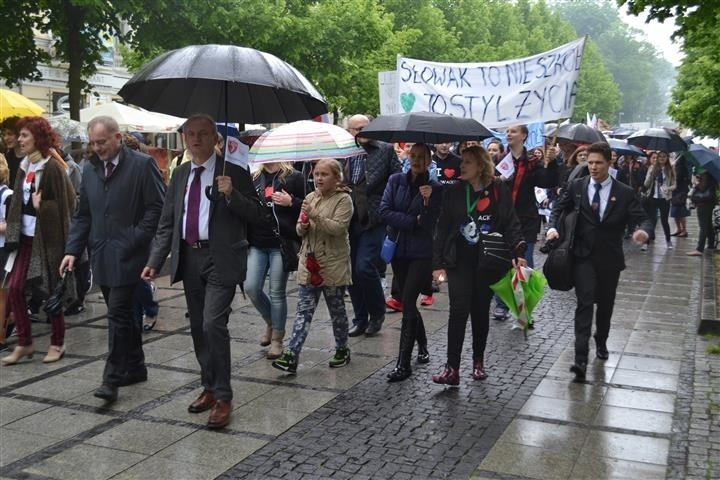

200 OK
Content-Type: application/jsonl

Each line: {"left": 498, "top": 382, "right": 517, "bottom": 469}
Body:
{"left": 549, "top": 176, "right": 652, "bottom": 271}
{"left": 66, "top": 146, "right": 166, "bottom": 287}
{"left": 146, "top": 156, "right": 262, "bottom": 287}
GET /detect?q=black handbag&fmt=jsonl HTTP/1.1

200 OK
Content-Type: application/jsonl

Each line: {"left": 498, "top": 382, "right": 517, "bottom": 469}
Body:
{"left": 543, "top": 193, "right": 581, "bottom": 291}
{"left": 279, "top": 237, "right": 300, "bottom": 272}
{"left": 477, "top": 233, "right": 512, "bottom": 272}
{"left": 44, "top": 271, "right": 67, "bottom": 317}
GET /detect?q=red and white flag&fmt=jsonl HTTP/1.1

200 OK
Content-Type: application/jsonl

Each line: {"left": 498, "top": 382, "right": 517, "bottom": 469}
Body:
{"left": 495, "top": 152, "right": 515, "bottom": 178}
{"left": 225, "top": 135, "right": 250, "bottom": 169}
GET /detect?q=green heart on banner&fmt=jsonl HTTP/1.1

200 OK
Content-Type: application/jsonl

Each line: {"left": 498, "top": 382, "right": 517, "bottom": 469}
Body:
{"left": 400, "top": 92, "right": 415, "bottom": 112}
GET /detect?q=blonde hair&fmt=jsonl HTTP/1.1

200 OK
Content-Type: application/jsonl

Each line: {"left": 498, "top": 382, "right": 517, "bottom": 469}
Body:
{"left": 314, "top": 158, "right": 344, "bottom": 185}
{"left": 0, "top": 153, "right": 8, "bottom": 186}
{"left": 461, "top": 146, "right": 495, "bottom": 186}
{"left": 252, "top": 161, "right": 295, "bottom": 181}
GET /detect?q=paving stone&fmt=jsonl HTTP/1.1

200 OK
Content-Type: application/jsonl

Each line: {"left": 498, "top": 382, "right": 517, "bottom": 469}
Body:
{"left": 23, "top": 444, "right": 146, "bottom": 480}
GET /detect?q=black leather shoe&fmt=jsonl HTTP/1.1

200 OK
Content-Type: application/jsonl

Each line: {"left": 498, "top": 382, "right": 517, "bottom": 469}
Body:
{"left": 348, "top": 324, "right": 366, "bottom": 337}
{"left": 417, "top": 344, "right": 430, "bottom": 364}
{"left": 365, "top": 323, "right": 382, "bottom": 336}
{"left": 570, "top": 363, "right": 587, "bottom": 383}
{"left": 94, "top": 384, "right": 118, "bottom": 402}
{"left": 387, "top": 365, "right": 412, "bottom": 382}
{"left": 594, "top": 336, "right": 609, "bottom": 360}
{"left": 119, "top": 370, "right": 148, "bottom": 387}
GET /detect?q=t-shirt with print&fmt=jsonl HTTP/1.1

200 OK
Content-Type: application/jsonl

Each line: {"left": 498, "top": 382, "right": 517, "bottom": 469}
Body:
{"left": 433, "top": 152, "right": 462, "bottom": 186}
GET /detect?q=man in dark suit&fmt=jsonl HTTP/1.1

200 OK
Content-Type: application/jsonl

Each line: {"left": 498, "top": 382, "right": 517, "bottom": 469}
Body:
{"left": 61, "top": 116, "right": 166, "bottom": 402}
{"left": 547, "top": 142, "right": 651, "bottom": 382}
{"left": 141, "top": 114, "right": 261, "bottom": 429}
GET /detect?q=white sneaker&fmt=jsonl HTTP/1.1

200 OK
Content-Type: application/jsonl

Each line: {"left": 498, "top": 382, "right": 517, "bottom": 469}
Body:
{"left": 666, "top": 241, "right": 673, "bottom": 249}
{"left": 640, "top": 244, "right": 648, "bottom": 252}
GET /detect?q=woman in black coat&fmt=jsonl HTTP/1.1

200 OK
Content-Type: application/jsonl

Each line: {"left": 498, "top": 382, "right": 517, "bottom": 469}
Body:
{"left": 432, "top": 146, "right": 526, "bottom": 386}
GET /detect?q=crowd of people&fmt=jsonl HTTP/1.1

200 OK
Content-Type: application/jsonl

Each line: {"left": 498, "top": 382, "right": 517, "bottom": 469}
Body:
{"left": 0, "top": 111, "right": 715, "bottom": 427}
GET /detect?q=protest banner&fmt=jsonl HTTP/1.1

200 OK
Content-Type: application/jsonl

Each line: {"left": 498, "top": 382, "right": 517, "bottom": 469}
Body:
{"left": 396, "top": 37, "right": 586, "bottom": 128}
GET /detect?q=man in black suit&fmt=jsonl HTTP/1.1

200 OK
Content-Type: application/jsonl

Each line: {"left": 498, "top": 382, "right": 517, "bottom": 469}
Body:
{"left": 142, "top": 114, "right": 261, "bottom": 429}
{"left": 61, "top": 116, "right": 166, "bottom": 402}
{"left": 547, "top": 142, "right": 651, "bottom": 382}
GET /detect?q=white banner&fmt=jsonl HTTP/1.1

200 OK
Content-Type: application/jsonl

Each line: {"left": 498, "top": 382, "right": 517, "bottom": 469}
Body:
{"left": 396, "top": 37, "right": 586, "bottom": 128}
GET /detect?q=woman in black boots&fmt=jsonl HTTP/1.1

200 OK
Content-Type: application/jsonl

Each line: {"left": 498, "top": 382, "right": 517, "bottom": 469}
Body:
{"left": 431, "top": 146, "right": 526, "bottom": 386}
{"left": 379, "top": 144, "right": 442, "bottom": 382}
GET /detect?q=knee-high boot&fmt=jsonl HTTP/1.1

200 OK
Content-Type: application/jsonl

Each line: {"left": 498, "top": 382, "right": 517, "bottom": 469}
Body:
{"left": 387, "top": 315, "right": 416, "bottom": 382}
{"left": 416, "top": 316, "right": 429, "bottom": 364}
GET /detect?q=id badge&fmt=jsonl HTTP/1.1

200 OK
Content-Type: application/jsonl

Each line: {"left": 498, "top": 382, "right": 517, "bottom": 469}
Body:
{"left": 460, "top": 218, "right": 479, "bottom": 245}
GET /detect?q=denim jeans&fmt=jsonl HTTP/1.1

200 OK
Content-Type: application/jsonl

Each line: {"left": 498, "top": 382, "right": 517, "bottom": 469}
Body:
{"left": 245, "top": 247, "right": 290, "bottom": 331}
{"left": 348, "top": 224, "right": 386, "bottom": 329}
{"left": 495, "top": 242, "right": 535, "bottom": 312}
{"left": 133, "top": 281, "right": 159, "bottom": 329}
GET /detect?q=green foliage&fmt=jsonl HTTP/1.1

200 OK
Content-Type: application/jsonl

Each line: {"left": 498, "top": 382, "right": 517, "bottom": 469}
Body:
{"left": 618, "top": 0, "right": 720, "bottom": 137}
{"left": 555, "top": 0, "right": 675, "bottom": 124}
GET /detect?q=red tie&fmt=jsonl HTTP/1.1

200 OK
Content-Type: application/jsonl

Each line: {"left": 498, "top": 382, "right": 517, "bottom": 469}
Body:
{"left": 185, "top": 166, "right": 205, "bottom": 245}
{"left": 105, "top": 162, "right": 114, "bottom": 179}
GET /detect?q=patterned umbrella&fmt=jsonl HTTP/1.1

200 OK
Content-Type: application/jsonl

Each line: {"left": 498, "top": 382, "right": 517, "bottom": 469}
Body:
{"left": 249, "top": 121, "right": 365, "bottom": 164}
{"left": 0, "top": 89, "right": 44, "bottom": 120}
{"left": 48, "top": 116, "right": 88, "bottom": 143}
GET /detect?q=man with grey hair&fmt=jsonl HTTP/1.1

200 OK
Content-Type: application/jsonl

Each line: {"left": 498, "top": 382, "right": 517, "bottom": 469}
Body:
{"left": 142, "top": 114, "right": 262, "bottom": 428}
{"left": 61, "top": 115, "right": 166, "bottom": 403}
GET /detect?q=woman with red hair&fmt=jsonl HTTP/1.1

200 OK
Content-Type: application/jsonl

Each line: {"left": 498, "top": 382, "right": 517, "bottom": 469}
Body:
{"left": 1, "top": 116, "right": 76, "bottom": 365}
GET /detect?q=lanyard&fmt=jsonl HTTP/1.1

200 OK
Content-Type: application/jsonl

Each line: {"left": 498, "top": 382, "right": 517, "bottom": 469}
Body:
{"left": 465, "top": 183, "right": 481, "bottom": 216}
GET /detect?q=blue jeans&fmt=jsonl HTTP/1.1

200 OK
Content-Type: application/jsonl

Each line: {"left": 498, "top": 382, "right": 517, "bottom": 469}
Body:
{"left": 245, "top": 247, "right": 289, "bottom": 331}
{"left": 133, "top": 281, "right": 159, "bottom": 329}
{"left": 348, "top": 224, "right": 386, "bottom": 329}
{"left": 495, "top": 242, "right": 535, "bottom": 312}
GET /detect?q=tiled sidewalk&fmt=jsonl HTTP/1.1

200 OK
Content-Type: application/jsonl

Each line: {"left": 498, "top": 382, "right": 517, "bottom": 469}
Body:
{"left": 0, "top": 226, "right": 715, "bottom": 479}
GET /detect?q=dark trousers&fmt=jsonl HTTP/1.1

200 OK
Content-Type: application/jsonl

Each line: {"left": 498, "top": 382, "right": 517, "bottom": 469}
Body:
{"left": 391, "top": 258, "right": 430, "bottom": 352}
{"left": 572, "top": 258, "right": 621, "bottom": 364}
{"left": 74, "top": 258, "right": 91, "bottom": 303}
{"left": 446, "top": 262, "right": 494, "bottom": 370}
{"left": 7, "top": 236, "right": 64, "bottom": 346}
{"left": 696, "top": 205, "right": 715, "bottom": 252}
{"left": 647, "top": 197, "right": 671, "bottom": 242}
{"left": 348, "top": 224, "right": 386, "bottom": 328}
{"left": 133, "top": 281, "right": 159, "bottom": 328}
{"left": 181, "top": 246, "right": 236, "bottom": 402}
{"left": 390, "top": 267, "right": 432, "bottom": 300}
{"left": 100, "top": 282, "right": 144, "bottom": 385}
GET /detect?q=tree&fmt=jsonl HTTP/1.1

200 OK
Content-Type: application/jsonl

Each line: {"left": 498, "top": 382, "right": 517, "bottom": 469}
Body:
{"left": 555, "top": 0, "right": 676, "bottom": 124}
{"left": 0, "top": 0, "right": 147, "bottom": 120}
{"left": 618, "top": 0, "right": 720, "bottom": 135}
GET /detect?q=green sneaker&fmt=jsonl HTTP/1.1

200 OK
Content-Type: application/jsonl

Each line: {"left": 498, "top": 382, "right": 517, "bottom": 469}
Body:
{"left": 329, "top": 347, "right": 351, "bottom": 368}
{"left": 271, "top": 350, "right": 297, "bottom": 373}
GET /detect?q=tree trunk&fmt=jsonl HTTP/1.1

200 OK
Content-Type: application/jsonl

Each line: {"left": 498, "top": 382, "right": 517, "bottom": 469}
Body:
{"left": 66, "top": 2, "right": 84, "bottom": 121}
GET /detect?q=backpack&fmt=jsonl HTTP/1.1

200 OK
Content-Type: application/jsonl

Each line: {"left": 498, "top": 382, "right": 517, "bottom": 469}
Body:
{"left": 543, "top": 190, "right": 581, "bottom": 291}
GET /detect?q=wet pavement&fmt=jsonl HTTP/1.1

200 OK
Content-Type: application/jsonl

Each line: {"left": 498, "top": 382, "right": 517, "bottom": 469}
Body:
{"left": 0, "top": 221, "right": 718, "bottom": 479}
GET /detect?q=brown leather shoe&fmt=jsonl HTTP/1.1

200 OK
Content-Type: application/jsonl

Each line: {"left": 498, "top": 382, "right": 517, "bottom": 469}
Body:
{"left": 188, "top": 390, "right": 216, "bottom": 413}
{"left": 207, "top": 399, "right": 232, "bottom": 429}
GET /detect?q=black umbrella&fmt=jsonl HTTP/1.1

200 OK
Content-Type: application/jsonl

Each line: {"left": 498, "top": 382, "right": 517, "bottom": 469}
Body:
{"left": 607, "top": 138, "right": 644, "bottom": 157}
{"left": 608, "top": 126, "right": 637, "bottom": 139}
{"left": 688, "top": 144, "right": 720, "bottom": 182}
{"left": 356, "top": 112, "right": 493, "bottom": 144}
{"left": 118, "top": 44, "right": 328, "bottom": 124}
{"left": 626, "top": 128, "right": 687, "bottom": 152}
{"left": 555, "top": 123, "right": 605, "bottom": 144}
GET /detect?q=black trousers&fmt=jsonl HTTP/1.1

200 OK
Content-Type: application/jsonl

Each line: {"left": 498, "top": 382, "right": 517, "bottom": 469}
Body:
{"left": 391, "top": 258, "right": 430, "bottom": 350}
{"left": 446, "top": 262, "right": 495, "bottom": 370}
{"left": 101, "top": 282, "right": 144, "bottom": 385}
{"left": 647, "top": 197, "right": 671, "bottom": 242}
{"left": 181, "top": 245, "right": 236, "bottom": 402}
{"left": 572, "top": 257, "right": 621, "bottom": 364}
{"left": 696, "top": 205, "right": 715, "bottom": 251}
{"left": 390, "top": 267, "right": 433, "bottom": 299}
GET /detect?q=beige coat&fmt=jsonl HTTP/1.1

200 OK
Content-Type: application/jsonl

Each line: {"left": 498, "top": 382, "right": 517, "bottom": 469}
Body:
{"left": 296, "top": 187, "right": 353, "bottom": 287}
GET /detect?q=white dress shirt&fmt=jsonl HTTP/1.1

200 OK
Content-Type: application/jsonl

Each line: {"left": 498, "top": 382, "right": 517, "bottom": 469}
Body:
{"left": 182, "top": 154, "right": 215, "bottom": 242}
{"left": 587, "top": 175, "right": 613, "bottom": 221}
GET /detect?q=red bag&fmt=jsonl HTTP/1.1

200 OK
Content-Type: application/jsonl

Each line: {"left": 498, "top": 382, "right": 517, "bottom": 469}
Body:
{"left": 305, "top": 252, "right": 323, "bottom": 286}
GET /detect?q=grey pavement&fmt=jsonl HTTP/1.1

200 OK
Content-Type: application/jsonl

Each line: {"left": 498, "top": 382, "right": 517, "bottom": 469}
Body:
{"left": 0, "top": 219, "right": 717, "bottom": 479}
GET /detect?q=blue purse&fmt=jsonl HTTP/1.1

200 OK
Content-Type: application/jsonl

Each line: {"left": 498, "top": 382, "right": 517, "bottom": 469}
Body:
{"left": 380, "top": 231, "right": 400, "bottom": 264}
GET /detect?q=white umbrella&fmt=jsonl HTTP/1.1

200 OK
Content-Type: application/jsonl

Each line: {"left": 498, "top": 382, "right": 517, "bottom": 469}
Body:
{"left": 80, "top": 102, "right": 185, "bottom": 132}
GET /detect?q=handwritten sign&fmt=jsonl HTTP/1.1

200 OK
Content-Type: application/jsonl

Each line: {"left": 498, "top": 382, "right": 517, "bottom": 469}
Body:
{"left": 396, "top": 37, "right": 586, "bottom": 128}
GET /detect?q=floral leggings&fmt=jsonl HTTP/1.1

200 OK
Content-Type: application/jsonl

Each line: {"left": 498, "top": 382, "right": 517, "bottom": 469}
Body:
{"left": 288, "top": 285, "right": 349, "bottom": 357}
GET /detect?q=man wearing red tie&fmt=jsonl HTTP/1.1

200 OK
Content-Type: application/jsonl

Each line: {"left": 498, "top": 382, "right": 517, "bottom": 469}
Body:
{"left": 547, "top": 142, "right": 651, "bottom": 382}
{"left": 142, "top": 114, "right": 262, "bottom": 428}
{"left": 62, "top": 116, "right": 166, "bottom": 403}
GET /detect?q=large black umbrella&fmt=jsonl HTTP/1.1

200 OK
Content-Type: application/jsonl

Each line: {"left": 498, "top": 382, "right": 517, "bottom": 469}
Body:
{"left": 608, "top": 126, "right": 637, "bottom": 139}
{"left": 118, "top": 44, "right": 328, "bottom": 124}
{"left": 687, "top": 144, "right": 720, "bottom": 182}
{"left": 356, "top": 112, "right": 493, "bottom": 144}
{"left": 607, "top": 138, "right": 644, "bottom": 157}
{"left": 555, "top": 123, "right": 605, "bottom": 144}
{"left": 626, "top": 128, "right": 687, "bottom": 152}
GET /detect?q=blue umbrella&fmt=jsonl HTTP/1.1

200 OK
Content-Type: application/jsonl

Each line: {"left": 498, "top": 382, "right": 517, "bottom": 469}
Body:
{"left": 688, "top": 144, "right": 720, "bottom": 182}
{"left": 608, "top": 138, "right": 644, "bottom": 157}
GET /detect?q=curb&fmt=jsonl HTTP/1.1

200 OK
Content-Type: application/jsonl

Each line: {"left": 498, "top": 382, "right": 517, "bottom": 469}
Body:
{"left": 699, "top": 252, "right": 720, "bottom": 334}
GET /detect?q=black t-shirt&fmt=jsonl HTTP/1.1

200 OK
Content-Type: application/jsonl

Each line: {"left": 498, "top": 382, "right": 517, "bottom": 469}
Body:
{"left": 248, "top": 171, "right": 282, "bottom": 249}
{"left": 456, "top": 185, "right": 498, "bottom": 260}
{"left": 5, "top": 149, "right": 21, "bottom": 187}
{"left": 433, "top": 152, "right": 462, "bottom": 186}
